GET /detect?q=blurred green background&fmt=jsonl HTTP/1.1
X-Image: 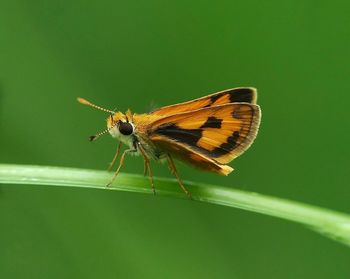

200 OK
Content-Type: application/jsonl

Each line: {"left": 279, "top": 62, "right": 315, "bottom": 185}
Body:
{"left": 1, "top": 0, "right": 350, "bottom": 278}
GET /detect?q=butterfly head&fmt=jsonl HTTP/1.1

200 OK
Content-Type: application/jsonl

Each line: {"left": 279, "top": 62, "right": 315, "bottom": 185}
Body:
{"left": 77, "top": 97, "right": 135, "bottom": 142}
{"left": 107, "top": 112, "right": 135, "bottom": 140}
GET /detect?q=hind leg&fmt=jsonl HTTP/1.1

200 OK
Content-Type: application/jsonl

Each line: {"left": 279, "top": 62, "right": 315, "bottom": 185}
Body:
{"left": 167, "top": 154, "right": 192, "bottom": 199}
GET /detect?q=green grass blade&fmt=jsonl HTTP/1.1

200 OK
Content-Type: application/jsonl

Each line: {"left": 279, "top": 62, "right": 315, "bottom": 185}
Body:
{"left": 1, "top": 164, "right": 350, "bottom": 247}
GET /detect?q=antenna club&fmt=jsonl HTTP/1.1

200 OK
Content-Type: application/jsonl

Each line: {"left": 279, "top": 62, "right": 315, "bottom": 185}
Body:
{"left": 77, "top": 97, "right": 115, "bottom": 114}
{"left": 77, "top": 97, "right": 90, "bottom": 105}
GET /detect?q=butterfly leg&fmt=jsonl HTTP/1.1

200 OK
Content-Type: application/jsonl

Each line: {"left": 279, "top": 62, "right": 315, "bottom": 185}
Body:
{"left": 143, "top": 158, "right": 148, "bottom": 177}
{"left": 137, "top": 143, "right": 155, "bottom": 195}
{"left": 107, "top": 142, "right": 121, "bottom": 172}
{"left": 167, "top": 154, "right": 192, "bottom": 199}
{"left": 107, "top": 148, "right": 135, "bottom": 187}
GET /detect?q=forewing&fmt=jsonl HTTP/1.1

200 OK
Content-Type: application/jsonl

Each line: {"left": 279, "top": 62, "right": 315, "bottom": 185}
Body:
{"left": 150, "top": 87, "right": 257, "bottom": 117}
{"left": 148, "top": 103, "right": 261, "bottom": 165}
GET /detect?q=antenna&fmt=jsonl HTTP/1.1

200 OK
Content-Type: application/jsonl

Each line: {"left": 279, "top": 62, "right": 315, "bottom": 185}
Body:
{"left": 89, "top": 122, "right": 117, "bottom": 142}
{"left": 77, "top": 97, "right": 115, "bottom": 114}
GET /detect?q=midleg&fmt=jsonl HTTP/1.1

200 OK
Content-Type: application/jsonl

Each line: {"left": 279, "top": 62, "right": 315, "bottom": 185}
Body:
{"left": 143, "top": 159, "right": 148, "bottom": 177}
{"left": 137, "top": 143, "right": 155, "bottom": 195}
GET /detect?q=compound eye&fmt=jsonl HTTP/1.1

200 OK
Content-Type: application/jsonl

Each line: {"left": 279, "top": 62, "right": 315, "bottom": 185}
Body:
{"left": 119, "top": 121, "right": 134, "bottom": 136}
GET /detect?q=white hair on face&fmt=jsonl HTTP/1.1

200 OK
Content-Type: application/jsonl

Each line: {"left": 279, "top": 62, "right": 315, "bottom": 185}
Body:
{"left": 109, "top": 121, "right": 136, "bottom": 150}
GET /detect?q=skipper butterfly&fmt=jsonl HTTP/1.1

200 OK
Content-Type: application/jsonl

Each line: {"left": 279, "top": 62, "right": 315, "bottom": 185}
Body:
{"left": 78, "top": 87, "right": 261, "bottom": 198}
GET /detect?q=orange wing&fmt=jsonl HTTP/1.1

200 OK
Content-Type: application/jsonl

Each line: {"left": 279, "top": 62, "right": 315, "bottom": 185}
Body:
{"left": 146, "top": 103, "right": 261, "bottom": 174}
{"left": 149, "top": 136, "right": 234, "bottom": 175}
{"left": 150, "top": 87, "right": 257, "bottom": 117}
